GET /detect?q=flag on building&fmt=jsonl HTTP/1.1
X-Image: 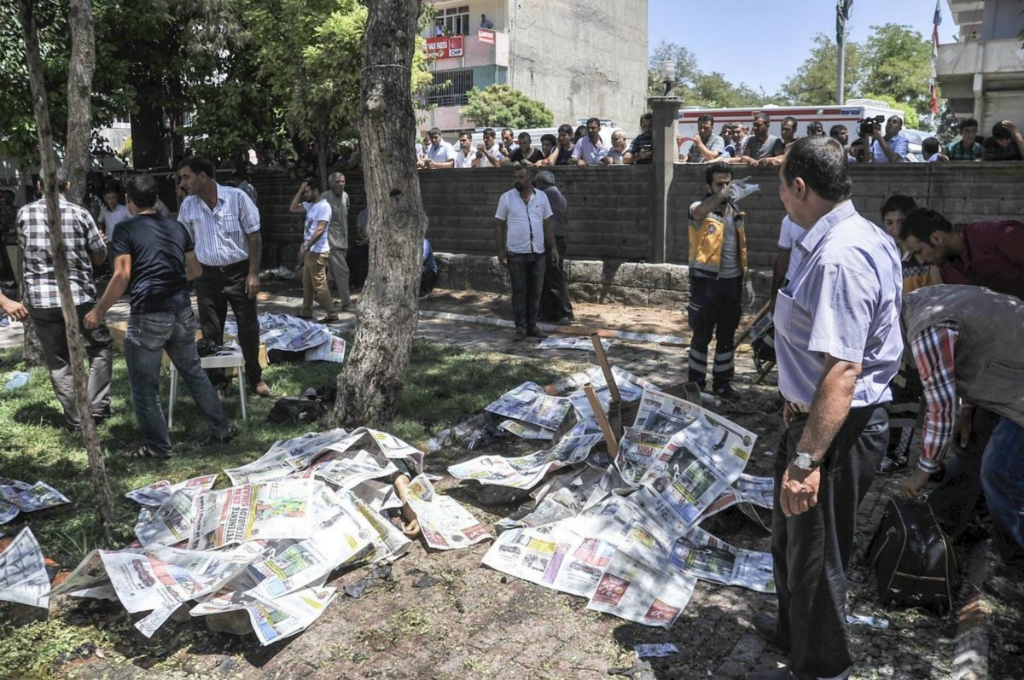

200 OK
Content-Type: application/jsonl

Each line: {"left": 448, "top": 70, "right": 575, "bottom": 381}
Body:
{"left": 930, "top": 0, "right": 942, "bottom": 114}
{"left": 478, "top": 28, "right": 495, "bottom": 45}
{"left": 836, "top": 0, "right": 853, "bottom": 45}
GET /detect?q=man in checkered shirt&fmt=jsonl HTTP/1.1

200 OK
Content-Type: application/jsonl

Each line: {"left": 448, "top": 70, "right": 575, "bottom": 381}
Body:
{"left": 18, "top": 168, "right": 113, "bottom": 431}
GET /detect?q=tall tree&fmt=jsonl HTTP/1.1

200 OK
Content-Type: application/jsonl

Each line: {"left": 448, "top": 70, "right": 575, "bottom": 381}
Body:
{"left": 65, "top": 0, "right": 96, "bottom": 205}
{"left": 331, "top": 0, "right": 427, "bottom": 427}
{"left": 647, "top": 40, "right": 767, "bottom": 108}
{"left": 862, "top": 24, "right": 932, "bottom": 117}
{"left": 460, "top": 84, "right": 555, "bottom": 129}
{"left": 781, "top": 33, "right": 865, "bottom": 105}
{"left": 17, "top": 0, "right": 116, "bottom": 527}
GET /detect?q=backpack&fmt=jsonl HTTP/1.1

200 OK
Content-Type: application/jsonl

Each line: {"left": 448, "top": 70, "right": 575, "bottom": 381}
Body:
{"left": 866, "top": 499, "right": 959, "bottom": 616}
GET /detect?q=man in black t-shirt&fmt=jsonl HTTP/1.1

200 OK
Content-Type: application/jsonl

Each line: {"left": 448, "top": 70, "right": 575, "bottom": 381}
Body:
{"left": 508, "top": 132, "right": 545, "bottom": 165}
{"left": 85, "top": 174, "right": 232, "bottom": 459}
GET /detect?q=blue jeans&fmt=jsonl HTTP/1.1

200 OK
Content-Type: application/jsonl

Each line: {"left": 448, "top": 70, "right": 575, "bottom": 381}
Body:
{"left": 979, "top": 417, "right": 1024, "bottom": 568}
{"left": 124, "top": 307, "right": 229, "bottom": 455}
{"left": 507, "top": 252, "right": 545, "bottom": 330}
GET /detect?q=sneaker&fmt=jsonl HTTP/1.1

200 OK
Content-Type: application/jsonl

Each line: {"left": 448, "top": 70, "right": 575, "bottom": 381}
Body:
{"left": 126, "top": 445, "right": 172, "bottom": 461}
{"left": 513, "top": 329, "right": 526, "bottom": 342}
{"left": 317, "top": 316, "right": 340, "bottom": 324}
{"left": 527, "top": 328, "right": 549, "bottom": 339}
{"left": 712, "top": 384, "right": 742, "bottom": 401}
{"left": 202, "top": 424, "right": 239, "bottom": 446}
{"left": 876, "top": 455, "right": 908, "bottom": 476}
{"left": 253, "top": 381, "right": 271, "bottom": 397}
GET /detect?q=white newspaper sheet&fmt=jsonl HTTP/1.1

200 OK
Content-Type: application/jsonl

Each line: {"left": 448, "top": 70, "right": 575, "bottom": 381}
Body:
{"left": 305, "top": 334, "right": 347, "bottom": 363}
{"left": 616, "top": 428, "right": 673, "bottom": 486}
{"left": 134, "top": 488, "right": 199, "bottom": 547}
{"left": 245, "top": 586, "right": 337, "bottom": 645}
{"left": 0, "top": 527, "right": 51, "bottom": 608}
{"left": 499, "top": 420, "right": 555, "bottom": 441}
{"left": 670, "top": 527, "right": 775, "bottom": 593}
{"left": 306, "top": 450, "right": 399, "bottom": 490}
{"left": 225, "top": 313, "right": 333, "bottom": 354}
{"left": 189, "top": 480, "right": 320, "bottom": 551}
{"left": 225, "top": 429, "right": 351, "bottom": 486}
{"left": 449, "top": 420, "right": 604, "bottom": 490}
{"left": 485, "top": 382, "right": 572, "bottom": 432}
{"left": 631, "top": 389, "right": 702, "bottom": 435}
{"left": 693, "top": 473, "right": 773, "bottom": 526}
{"left": 126, "top": 474, "right": 218, "bottom": 507}
{"left": 405, "top": 476, "right": 492, "bottom": 551}
{"left": 586, "top": 549, "right": 696, "bottom": 629}
{"left": 538, "top": 337, "right": 612, "bottom": 351}
{"left": 0, "top": 498, "right": 19, "bottom": 524}
{"left": 0, "top": 481, "right": 70, "bottom": 512}
{"left": 569, "top": 366, "right": 655, "bottom": 420}
{"left": 49, "top": 550, "right": 111, "bottom": 598}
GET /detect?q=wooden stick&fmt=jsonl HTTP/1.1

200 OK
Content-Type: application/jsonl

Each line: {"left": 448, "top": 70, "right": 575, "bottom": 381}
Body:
{"left": 753, "top": 361, "right": 775, "bottom": 385}
{"left": 584, "top": 383, "right": 618, "bottom": 459}
{"left": 736, "top": 301, "right": 771, "bottom": 347}
{"left": 590, "top": 334, "right": 621, "bottom": 403}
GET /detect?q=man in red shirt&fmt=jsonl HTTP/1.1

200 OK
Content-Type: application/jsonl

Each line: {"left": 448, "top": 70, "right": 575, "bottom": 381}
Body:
{"left": 899, "top": 209, "right": 1024, "bottom": 299}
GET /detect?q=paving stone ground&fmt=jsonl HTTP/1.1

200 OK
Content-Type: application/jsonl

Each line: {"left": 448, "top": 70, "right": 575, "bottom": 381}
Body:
{"left": 0, "top": 284, "right": 983, "bottom": 679}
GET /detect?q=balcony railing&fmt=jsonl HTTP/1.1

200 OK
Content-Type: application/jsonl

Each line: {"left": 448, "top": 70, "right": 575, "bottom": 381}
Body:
{"left": 420, "top": 65, "right": 508, "bottom": 108}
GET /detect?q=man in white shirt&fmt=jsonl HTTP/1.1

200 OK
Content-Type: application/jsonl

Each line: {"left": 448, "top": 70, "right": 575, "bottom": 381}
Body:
{"left": 98, "top": 187, "right": 131, "bottom": 242}
{"left": 323, "top": 172, "right": 351, "bottom": 310}
{"left": 289, "top": 177, "right": 337, "bottom": 323}
{"left": 480, "top": 13, "right": 494, "bottom": 29}
{"left": 453, "top": 133, "right": 476, "bottom": 169}
{"left": 177, "top": 155, "right": 269, "bottom": 397}
{"left": 418, "top": 128, "right": 456, "bottom": 169}
{"left": 571, "top": 118, "right": 609, "bottom": 166}
{"left": 495, "top": 166, "right": 558, "bottom": 341}
{"left": 869, "top": 115, "right": 909, "bottom": 163}
{"left": 473, "top": 127, "right": 506, "bottom": 168}
{"left": 771, "top": 215, "right": 804, "bottom": 310}
{"left": 603, "top": 130, "right": 629, "bottom": 164}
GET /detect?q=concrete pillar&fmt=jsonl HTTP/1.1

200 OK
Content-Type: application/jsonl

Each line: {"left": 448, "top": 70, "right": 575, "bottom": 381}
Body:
{"left": 649, "top": 96, "right": 681, "bottom": 264}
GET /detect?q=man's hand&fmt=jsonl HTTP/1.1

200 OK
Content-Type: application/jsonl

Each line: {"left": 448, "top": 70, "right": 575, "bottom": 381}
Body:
{"left": 548, "top": 248, "right": 560, "bottom": 267}
{"left": 0, "top": 297, "right": 27, "bottom": 321}
{"left": 1002, "top": 120, "right": 1018, "bottom": 134}
{"left": 638, "top": 148, "right": 652, "bottom": 161}
{"left": 83, "top": 308, "right": 103, "bottom": 330}
{"left": 245, "top": 273, "right": 260, "bottom": 298}
{"left": 497, "top": 249, "right": 507, "bottom": 266}
{"left": 957, "top": 406, "right": 974, "bottom": 450}
{"left": 298, "top": 244, "right": 307, "bottom": 262}
{"left": 900, "top": 469, "right": 932, "bottom": 501}
{"left": 780, "top": 463, "right": 820, "bottom": 517}
{"left": 575, "top": 160, "right": 587, "bottom": 168}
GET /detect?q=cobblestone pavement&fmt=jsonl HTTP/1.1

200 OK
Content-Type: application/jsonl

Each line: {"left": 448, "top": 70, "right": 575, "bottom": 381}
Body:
{"left": 6, "top": 288, "right": 963, "bottom": 679}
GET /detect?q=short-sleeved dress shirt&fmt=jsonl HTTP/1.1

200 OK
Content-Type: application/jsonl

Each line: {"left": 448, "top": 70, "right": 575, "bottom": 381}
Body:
{"left": 495, "top": 188, "right": 553, "bottom": 254}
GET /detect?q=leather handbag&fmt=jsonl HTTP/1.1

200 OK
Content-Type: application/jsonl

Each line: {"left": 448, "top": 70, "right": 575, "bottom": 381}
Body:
{"left": 866, "top": 499, "right": 960, "bottom": 616}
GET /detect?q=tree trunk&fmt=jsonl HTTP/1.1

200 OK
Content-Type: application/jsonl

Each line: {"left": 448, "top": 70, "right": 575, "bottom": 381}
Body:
{"left": 330, "top": 0, "right": 427, "bottom": 428}
{"left": 18, "top": 0, "right": 116, "bottom": 527}
{"left": 315, "top": 131, "right": 329, "bottom": 190}
{"left": 65, "top": 0, "right": 95, "bottom": 206}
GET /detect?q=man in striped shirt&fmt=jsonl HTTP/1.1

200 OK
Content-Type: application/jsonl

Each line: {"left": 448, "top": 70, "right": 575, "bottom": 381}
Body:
{"left": 900, "top": 286, "right": 1024, "bottom": 583}
{"left": 18, "top": 168, "right": 114, "bottom": 431}
{"left": 177, "top": 155, "right": 269, "bottom": 397}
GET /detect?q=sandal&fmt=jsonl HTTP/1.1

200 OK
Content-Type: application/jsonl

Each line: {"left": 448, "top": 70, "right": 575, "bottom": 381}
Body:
{"left": 126, "top": 445, "right": 171, "bottom": 460}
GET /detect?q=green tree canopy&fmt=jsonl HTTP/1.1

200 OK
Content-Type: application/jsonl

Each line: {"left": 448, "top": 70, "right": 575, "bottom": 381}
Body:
{"left": 460, "top": 84, "right": 554, "bottom": 129}
{"left": 647, "top": 40, "right": 767, "bottom": 108}
{"left": 781, "top": 33, "right": 865, "bottom": 106}
{"left": 860, "top": 93, "right": 920, "bottom": 129}
{"left": 861, "top": 24, "right": 932, "bottom": 117}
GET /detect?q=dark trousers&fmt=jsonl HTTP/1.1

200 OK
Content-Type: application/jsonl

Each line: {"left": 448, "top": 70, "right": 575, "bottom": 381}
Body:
{"left": 195, "top": 260, "right": 262, "bottom": 388}
{"left": 687, "top": 274, "right": 742, "bottom": 389}
{"left": 539, "top": 236, "right": 573, "bottom": 322}
{"left": 507, "top": 252, "right": 545, "bottom": 330}
{"left": 348, "top": 245, "right": 369, "bottom": 290}
{"left": 29, "top": 302, "right": 113, "bottom": 428}
{"left": 772, "top": 405, "right": 889, "bottom": 679}
{"left": 124, "top": 307, "right": 229, "bottom": 455}
{"left": 928, "top": 406, "right": 1001, "bottom": 538}
{"left": 420, "top": 267, "right": 437, "bottom": 296}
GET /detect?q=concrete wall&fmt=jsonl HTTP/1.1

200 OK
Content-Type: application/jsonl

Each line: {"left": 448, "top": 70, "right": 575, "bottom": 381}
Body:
{"left": 981, "top": 0, "right": 1024, "bottom": 41}
{"left": 508, "top": 0, "right": 648, "bottom": 132}
{"left": 251, "top": 162, "right": 1024, "bottom": 309}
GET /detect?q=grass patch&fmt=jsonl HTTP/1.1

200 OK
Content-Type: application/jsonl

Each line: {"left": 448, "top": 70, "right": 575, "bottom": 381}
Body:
{"left": 0, "top": 338, "right": 584, "bottom": 676}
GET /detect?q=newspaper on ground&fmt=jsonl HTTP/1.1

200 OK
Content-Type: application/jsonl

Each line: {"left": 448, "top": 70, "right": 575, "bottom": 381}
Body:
{"left": 225, "top": 313, "right": 346, "bottom": 363}
{"left": 135, "top": 488, "right": 200, "bottom": 547}
{"left": 586, "top": 549, "right": 697, "bottom": 629}
{"left": 305, "top": 335, "right": 347, "bottom": 363}
{"left": 244, "top": 586, "right": 337, "bottom": 645}
{"left": 693, "top": 473, "right": 773, "bottom": 528}
{"left": 495, "top": 466, "right": 606, "bottom": 532}
{"left": 224, "top": 429, "right": 351, "bottom": 486}
{"left": 404, "top": 475, "right": 492, "bottom": 551}
{"left": 189, "top": 479, "right": 321, "bottom": 551}
{"left": 0, "top": 481, "right": 70, "bottom": 513}
{"left": 499, "top": 419, "right": 555, "bottom": 441}
{"left": 569, "top": 366, "right": 656, "bottom": 420}
{"left": 538, "top": 337, "right": 612, "bottom": 352}
{"left": 485, "top": 382, "right": 572, "bottom": 433}
{"left": 616, "top": 428, "right": 674, "bottom": 486}
{"left": 449, "top": 420, "right": 605, "bottom": 490}
{"left": 669, "top": 527, "right": 775, "bottom": 593}
{"left": 126, "top": 474, "right": 218, "bottom": 507}
{"left": 0, "top": 527, "right": 51, "bottom": 609}
{"left": 0, "top": 498, "right": 19, "bottom": 524}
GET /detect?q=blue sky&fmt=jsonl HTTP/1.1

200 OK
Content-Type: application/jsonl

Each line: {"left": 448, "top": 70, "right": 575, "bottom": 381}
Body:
{"left": 649, "top": 0, "right": 955, "bottom": 95}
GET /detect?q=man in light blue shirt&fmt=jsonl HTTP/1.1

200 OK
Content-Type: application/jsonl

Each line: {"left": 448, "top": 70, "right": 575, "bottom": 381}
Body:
{"left": 746, "top": 137, "right": 902, "bottom": 680}
{"left": 571, "top": 117, "right": 609, "bottom": 166}
{"left": 869, "top": 115, "right": 909, "bottom": 163}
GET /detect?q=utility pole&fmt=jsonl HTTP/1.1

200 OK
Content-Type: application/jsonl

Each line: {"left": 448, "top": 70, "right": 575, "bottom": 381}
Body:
{"left": 836, "top": 0, "right": 852, "bottom": 105}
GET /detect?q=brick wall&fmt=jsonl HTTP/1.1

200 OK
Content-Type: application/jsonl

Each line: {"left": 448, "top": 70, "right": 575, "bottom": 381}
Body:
{"left": 252, "top": 163, "right": 1024, "bottom": 271}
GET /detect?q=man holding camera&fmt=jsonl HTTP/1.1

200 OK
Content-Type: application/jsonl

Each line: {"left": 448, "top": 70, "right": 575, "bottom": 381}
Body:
{"left": 867, "top": 115, "right": 908, "bottom": 163}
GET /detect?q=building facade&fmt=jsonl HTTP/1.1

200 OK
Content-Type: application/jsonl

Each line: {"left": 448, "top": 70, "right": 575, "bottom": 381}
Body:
{"left": 418, "top": 0, "right": 648, "bottom": 135}
{"left": 936, "top": 0, "right": 1024, "bottom": 131}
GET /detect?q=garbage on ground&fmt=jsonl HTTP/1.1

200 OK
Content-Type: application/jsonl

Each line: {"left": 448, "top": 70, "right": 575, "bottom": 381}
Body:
{"left": 259, "top": 266, "right": 297, "bottom": 280}
{"left": 3, "top": 371, "right": 30, "bottom": 391}
{"left": 0, "top": 479, "right": 70, "bottom": 523}
{"left": 847, "top": 612, "right": 890, "bottom": 629}
{"left": 50, "top": 426, "right": 490, "bottom": 645}
{"left": 634, "top": 643, "right": 679, "bottom": 658}
{"left": 538, "top": 337, "right": 612, "bottom": 351}
{"left": 0, "top": 528, "right": 52, "bottom": 609}
{"left": 224, "top": 313, "right": 346, "bottom": 364}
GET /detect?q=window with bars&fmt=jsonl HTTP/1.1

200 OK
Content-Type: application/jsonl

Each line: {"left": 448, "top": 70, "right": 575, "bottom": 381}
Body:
{"left": 424, "top": 68, "right": 474, "bottom": 107}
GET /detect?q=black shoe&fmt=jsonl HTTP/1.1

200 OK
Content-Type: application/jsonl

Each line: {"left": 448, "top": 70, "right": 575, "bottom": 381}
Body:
{"left": 713, "top": 383, "right": 742, "bottom": 401}
{"left": 750, "top": 613, "right": 789, "bottom": 653}
{"left": 202, "top": 425, "right": 238, "bottom": 446}
{"left": 876, "top": 455, "right": 908, "bottom": 476}
{"left": 513, "top": 329, "right": 526, "bottom": 342}
{"left": 126, "top": 445, "right": 172, "bottom": 461}
{"left": 527, "top": 328, "right": 549, "bottom": 339}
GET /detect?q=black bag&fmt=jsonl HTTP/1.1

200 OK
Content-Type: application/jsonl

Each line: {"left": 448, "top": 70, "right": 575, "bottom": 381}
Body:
{"left": 866, "top": 499, "right": 959, "bottom": 616}
{"left": 748, "top": 312, "right": 776, "bottom": 372}
{"left": 267, "top": 395, "right": 326, "bottom": 424}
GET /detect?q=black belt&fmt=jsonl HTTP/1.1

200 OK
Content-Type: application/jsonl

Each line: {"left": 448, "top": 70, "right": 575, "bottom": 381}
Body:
{"left": 203, "top": 259, "right": 249, "bottom": 273}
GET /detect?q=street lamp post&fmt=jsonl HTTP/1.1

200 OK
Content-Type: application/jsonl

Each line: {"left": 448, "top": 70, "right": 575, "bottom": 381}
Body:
{"left": 660, "top": 60, "right": 675, "bottom": 96}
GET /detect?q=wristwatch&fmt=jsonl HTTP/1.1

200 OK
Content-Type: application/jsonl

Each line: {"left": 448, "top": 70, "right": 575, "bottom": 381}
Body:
{"left": 794, "top": 452, "right": 822, "bottom": 471}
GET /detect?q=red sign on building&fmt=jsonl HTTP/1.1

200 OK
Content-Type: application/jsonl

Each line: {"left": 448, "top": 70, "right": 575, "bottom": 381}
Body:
{"left": 425, "top": 35, "right": 464, "bottom": 60}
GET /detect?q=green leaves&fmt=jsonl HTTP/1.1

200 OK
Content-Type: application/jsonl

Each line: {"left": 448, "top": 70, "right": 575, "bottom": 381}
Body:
{"left": 460, "top": 84, "right": 554, "bottom": 129}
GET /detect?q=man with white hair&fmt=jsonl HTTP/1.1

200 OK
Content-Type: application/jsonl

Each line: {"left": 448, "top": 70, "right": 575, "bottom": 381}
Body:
{"left": 534, "top": 171, "right": 573, "bottom": 324}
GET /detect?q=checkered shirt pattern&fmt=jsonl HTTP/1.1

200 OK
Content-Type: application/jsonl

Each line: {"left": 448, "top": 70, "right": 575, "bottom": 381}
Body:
{"left": 17, "top": 197, "right": 105, "bottom": 309}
